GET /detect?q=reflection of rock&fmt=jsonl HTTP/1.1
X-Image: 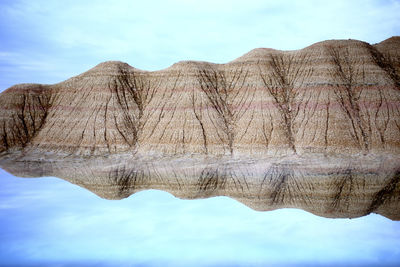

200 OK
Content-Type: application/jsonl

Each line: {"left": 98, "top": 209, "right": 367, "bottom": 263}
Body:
{"left": 1, "top": 152, "right": 399, "bottom": 220}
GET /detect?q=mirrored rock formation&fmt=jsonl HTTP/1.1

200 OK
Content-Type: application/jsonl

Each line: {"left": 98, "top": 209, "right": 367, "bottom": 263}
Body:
{"left": 1, "top": 152, "right": 399, "bottom": 220}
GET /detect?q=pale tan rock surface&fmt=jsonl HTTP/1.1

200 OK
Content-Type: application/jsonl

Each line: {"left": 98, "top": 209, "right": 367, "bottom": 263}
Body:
{"left": 0, "top": 37, "right": 399, "bottom": 219}
{"left": 0, "top": 37, "right": 399, "bottom": 156}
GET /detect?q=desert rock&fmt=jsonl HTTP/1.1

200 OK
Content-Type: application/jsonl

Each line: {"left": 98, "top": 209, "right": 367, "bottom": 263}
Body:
{"left": 0, "top": 38, "right": 399, "bottom": 156}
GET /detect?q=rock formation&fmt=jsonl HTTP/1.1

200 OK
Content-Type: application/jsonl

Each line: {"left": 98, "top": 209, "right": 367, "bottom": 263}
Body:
{"left": 0, "top": 37, "right": 399, "bottom": 219}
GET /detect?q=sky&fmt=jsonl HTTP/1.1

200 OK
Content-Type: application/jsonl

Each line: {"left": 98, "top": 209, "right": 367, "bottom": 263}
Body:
{"left": 0, "top": 0, "right": 400, "bottom": 91}
{"left": 0, "top": 168, "right": 400, "bottom": 266}
{"left": 1, "top": 0, "right": 400, "bottom": 265}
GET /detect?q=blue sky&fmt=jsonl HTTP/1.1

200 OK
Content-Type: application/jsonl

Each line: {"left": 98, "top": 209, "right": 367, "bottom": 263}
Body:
{"left": 0, "top": 0, "right": 400, "bottom": 91}
{"left": 1, "top": 169, "right": 400, "bottom": 266}
{"left": 1, "top": 0, "right": 400, "bottom": 265}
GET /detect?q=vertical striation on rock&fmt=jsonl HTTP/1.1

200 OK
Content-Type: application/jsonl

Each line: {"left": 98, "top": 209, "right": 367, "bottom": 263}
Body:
{"left": 1, "top": 37, "right": 399, "bottom": 156}
{"left": 0, "top": 84, "right": 51, "bottom": 152}
{"left": 0, "top": 37, "right": 400, "bottom": 220}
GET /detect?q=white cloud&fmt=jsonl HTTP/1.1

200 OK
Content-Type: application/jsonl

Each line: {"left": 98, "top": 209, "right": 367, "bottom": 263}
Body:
{"left": 1, "top": 1, "right": 400, "bottom": 264}
{"left": 1, "top": 174, "right": 400, "bottom": 265}
{"left": 0, "top": 51, "right": 55, "bottom": 71}
{"left": 0, "top": 0, "right": 399, "bottom": 89}
{"left": 1, "top": 169, "right": 400, "bottom": 265}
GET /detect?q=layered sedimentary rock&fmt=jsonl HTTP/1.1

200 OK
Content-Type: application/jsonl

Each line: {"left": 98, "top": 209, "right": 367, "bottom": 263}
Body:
{"left": 1, "top": 37, "right": 399, "bottom": 156}
{"left": 0, "top": 37, "right": 399, "bottom": 219}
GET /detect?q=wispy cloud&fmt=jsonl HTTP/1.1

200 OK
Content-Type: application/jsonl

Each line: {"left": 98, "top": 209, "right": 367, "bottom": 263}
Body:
{"left": 0, "top": 51, "right": 56, "bottom": 71}
{"left": 1, "top": 170, "right": 400, "bottom": 265}
{"left": 0, "top": 0, "right": 399, "bottom": 89}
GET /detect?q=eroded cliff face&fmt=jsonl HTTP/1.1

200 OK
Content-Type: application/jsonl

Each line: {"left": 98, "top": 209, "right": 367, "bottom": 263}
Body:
{"left": 0, "top": 38, "right": 399, "bottom": 156}
{"left": 0, "top": 38, "right": 399, "bottom": 220}
{"left": 0, "top": 84, "right": 51, "bottom": 152}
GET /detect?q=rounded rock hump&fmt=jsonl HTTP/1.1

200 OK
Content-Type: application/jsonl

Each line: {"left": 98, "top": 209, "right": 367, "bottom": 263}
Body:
{"left": 231, "top": 48, "right": 278, "bottom": 63}
{"left": 299, "top": 39, "right": 375, "bottom": 58}
{"left": 374, "top": 36, "right": 400, "bottom": 51}
{"left": 58, "top": 60, "right": 143, "bottom": 92}
{"left": 374, "top": 37, "right": 400, "bottom": 78}
{"left": 80, "top": 60, "right": 138, "bottom": 77}
{"left": 304, "top": 38, "right": 370, "bottom": 48}
{"left": 28, "top": 61, "right": 149, "bottom": 156}
{"left": 165, "top": 60, "right": 218, "bottom": 72}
